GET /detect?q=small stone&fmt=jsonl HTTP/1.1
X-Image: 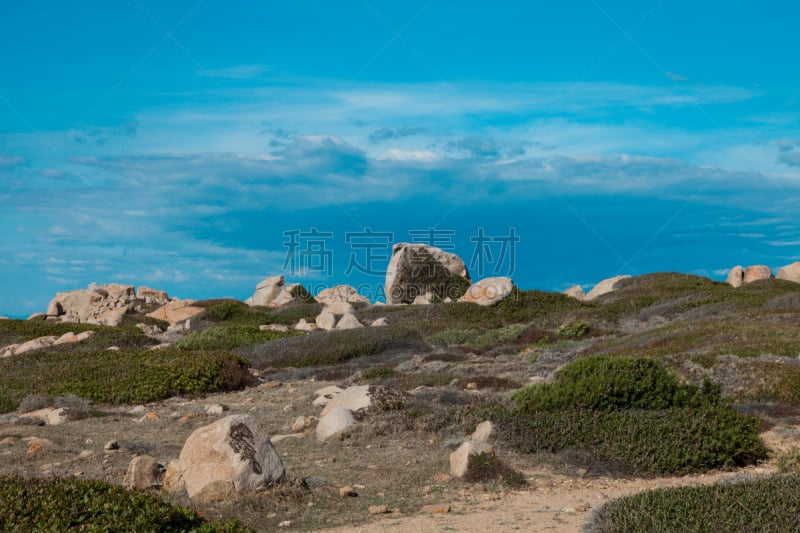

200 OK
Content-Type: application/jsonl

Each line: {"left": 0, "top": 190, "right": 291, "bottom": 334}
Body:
{"left": 433, "top": 473, "right": 452, "bottom": 483}
{"left": 576, "top": 502, "right": 591, "bottom": 512}
{"left": 206, "top": 404, "right": 227, "bottom": 416}
{"left": 130, "top": 405, "right": 146, "bottom": 415}
{"left": 142, "top": 412, "right": 159, "bottom": 421}
{"left": 369, "top": 505, "right": 389, "bottom": 515}
{"left": 107, "top": 346, "right": 120, "bottom": 351}
{"left": 124, "top": 455, "right": 160, "bottom": 489}
{"left": 371, "top": 317, "right": 388, "bottom": 327}
{"left": 290, "top": 416, "right": 307, "bottom": 433}
{"left": 421, "top": 503, "right": 451, "bottom": 514}
{"left": 104, "top": 439, "right": 120, "bottom": 451}
{"left": 339, "top": 485, "right": 357, "bottom": 497}
{"left": 303, "top": 476, "right": 327, "bottom": 488}
{"left": 79, "top": 450, "right": 93, "bottom": 458}
{"left": 465, "top": 382, "right": 478, "bottom": 390}
{"left": 260, "top": 324, "right": 289, "bottom": 332}
{"left": 278, "top": 520, "right": 292, "bottom": 528}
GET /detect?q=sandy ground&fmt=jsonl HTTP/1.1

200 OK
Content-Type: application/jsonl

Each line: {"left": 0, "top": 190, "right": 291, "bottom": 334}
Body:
{"left": 326, "top": 464, "right": 775, "bottom": 532}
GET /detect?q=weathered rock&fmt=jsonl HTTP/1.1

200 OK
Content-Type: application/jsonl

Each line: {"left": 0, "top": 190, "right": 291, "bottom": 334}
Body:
{"left": 206, "top": 404, "right": 228, "bottom": 416}
{"left": 450, "top": 440, "right": 494, "bottom": 478}
{"left": 744, "top": 265, "right": 772, "bottom": 283}
{"left": 104, "top": 439, "right": 120, "bottom": 451}
{"left": 260, "top": 324, "right": 289, "bottom": 333}
{"left": 290, "top": 416, "right": 308, "bottom": 433}
{"left": 458, "top": 277, "right": 513, "bottom": 306}
{"left": 338, "top": 485, "right": 357, "bottom": 497}
{"left": 146, "top": 300, "right": 203, "bottom": 325}
{"left": 20, "top": 407, "right": 69, "bottom": 426}
{"left": 369, "top": 505, "right": 389, "bottom": 515}
{"left": 315, "top": 310, "right": 338, "bottom": 331}
{"left": 470, "top": 421, "right": 493, "bottom": 443}
{"left": 46, "top": 283, "right": 137, "bottom": 324}
{"left": 421, "top": 503, "right": 451, "bottom": 514}
{"left": 384, "top": 243, "right": 471, "bottom": 305}
{"left": 124, "top": 455, "right": 160, "bottom": 489}
{"left": 93, "top": 305, "right": 131, "bottom": 327}
{"left": 314, "top": 385, "right": 344, "bottom": 397}
{"left": 316, "top": 408, "right": 356, "bottom": 442}
{"left": 335, "top": 313, "right": 363, "bottom": 330}
{"left": 294, "top": 318, "right": 316, "bottom": 332}
{"left": 371, "top": 317, "right": 388, "bottom": 327}
{"left": 137, "top": 286, "right": 169, "bottom": 305}
{"left": 584, "top": 275, "right": 631, "bottom": 301}
{"left": 320, "top": 385, "right": 404, "bottom": 416}
{"left": 726, "top": 265, "right": 745, "bottom": 287}
{"left": 53, "top": 330, "right": 95, "bottom": 346}
{"left": 412, "top": 293, "right": 433, "bottom": 305}
{"left": 320, "top": 386, "right": 372, "bottom": 416}
{"left": 164, "top": 415, "right": 285, "bottom": 502}
{"left": 325, "top": 301, "right": 354, "bottom": 316}
{"left": 777, "top": 262, "right": 800, "bottom": 283}
{"left": 12, "top": 336, "right": 58, "bottom": 355}
{"left": 564, "top": 285, "right": 586, "bottom": 300}
{"left": 316, "top": 285, "right": 370, "bottom": 306}
{"left": 244, "top": 275, "right": 313, "bottom": 308}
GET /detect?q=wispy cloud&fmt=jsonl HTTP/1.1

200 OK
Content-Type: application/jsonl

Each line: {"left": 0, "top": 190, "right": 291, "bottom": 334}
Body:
{"left": 65, "top": 122, "right": 138, "bottom": 145}
{"left": 368, "top": 126, "right": 428, "bottom": 143}
{"left": 197, "top": 64, "right": 270, "bottom": 80}
{"left": 0, "top": 153, "right": 26, "bottom": 169}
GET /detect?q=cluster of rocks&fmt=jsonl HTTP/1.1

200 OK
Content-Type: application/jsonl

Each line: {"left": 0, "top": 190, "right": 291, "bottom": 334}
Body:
{"left": 564, "top": 275, "right": 631, "bottom": 301}
{"left": 312, "top": 385, "right": 406, "bottom": 442}
{"left": 43, "top": 283, "right": 175, "bottom": 327}
{"left": 244, "top": 275, "right": 308, "bottom": 307}
{"left": 1, "top": 330, "right": 94, "bottom": 358}
{"left": 726, "top": 261, "right": 800, "bottom": 287}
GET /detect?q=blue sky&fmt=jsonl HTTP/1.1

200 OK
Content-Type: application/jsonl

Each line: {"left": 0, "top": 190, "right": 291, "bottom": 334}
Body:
{"left": 1, "top": 0, "right": 800, "bottom": 315}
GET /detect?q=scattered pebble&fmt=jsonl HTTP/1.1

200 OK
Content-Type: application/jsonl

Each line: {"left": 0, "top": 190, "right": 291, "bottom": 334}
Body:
{"left": 339, "top": 485, "right": 357, "bottom": 497}
{"left": 369, "top": 505, "right": 389, "bottom": 515}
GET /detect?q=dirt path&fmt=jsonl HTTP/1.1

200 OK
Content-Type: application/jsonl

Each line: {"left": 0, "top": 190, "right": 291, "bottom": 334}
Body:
{"left": 326, "top": 465, "right": 775, "bottom": 533}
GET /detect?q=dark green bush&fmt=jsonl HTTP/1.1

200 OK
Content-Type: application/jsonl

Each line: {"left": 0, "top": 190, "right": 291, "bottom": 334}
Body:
{"left": 202, "top": 300, "right": 259, "bottom": 323}
{"left": 0, "top": 475, "right": 250, "bottom": 532}
{"left": 588, "top": 474, "right": 800, "bottom": 533}
{"left": 513, "top": 356, "right": 720, "bottom": 412}
{"left": 0, "top": 348, "right": 253, "bottom": 411}
{"left": 494, "top": 405, "right": 766, "bottom": 476}
{"left": 263, "top": 302, "right": 323, "bottom": 326}
{"left": 463, "top": 453, "right": 527, "bottom": 487}
{"left": 174, "top": 325, "right": 296, "bottom": 351}
{"left": 238, "top": 326, "right": 430, "bottom": 369}
{"left": 559, "top": 318, "right": 591, "bottom": 339}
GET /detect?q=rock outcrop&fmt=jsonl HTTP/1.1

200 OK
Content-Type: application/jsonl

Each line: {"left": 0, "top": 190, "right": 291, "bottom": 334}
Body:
{"left": 584, "top": 275, "right": 631, "bottom": 301}
{"left": 136, "top": 286, "right": 169, "bottom": 305}
{"left": 744, "top": 265, "right": 772, "bottom": 283}
{"left": 384, "top": 243, "right": 471, "bottom": 305}
{"left": 727, "top": 264, "right": 773, "bottom": 287}
{"left": 777, "top": 262, "right": 800, "bottom": 283}
{"left": 726, "top": 266, "right": 745, "bottom": 288}
{"left": 449, "top": 440, "right": 495, "bottom": 478}
{"left": 315, "top": 285, "right": 370, "bottom": 306}
{"left": 45, "top": 283, "right": 136, "bottom": 326}
{"left": 163, "top": 415, "right": 285, "bottom": 502}
{"left": 564, "top": 285, "right": 586, "bottom": 300}
{"left": 244, "top": 275, "right": 313, "bottom": 308}
{"left": 458, "top": 277, "right": 513, "bottom": 306}
{"left": 1, "top": 331, "right": 95, "bottom": 358}
{"left": 146, "top": 300, "right": 203, "bottom": 325}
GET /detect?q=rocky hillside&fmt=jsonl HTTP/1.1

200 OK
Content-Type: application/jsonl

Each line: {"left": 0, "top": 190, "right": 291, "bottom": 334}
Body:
{"left": 2, "top": 245, "right": 800, "bottom": 531}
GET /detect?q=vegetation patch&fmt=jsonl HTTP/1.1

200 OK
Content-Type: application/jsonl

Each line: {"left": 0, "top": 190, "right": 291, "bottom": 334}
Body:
{"left": 513, "top": 356, "right": 720, "bottom": 412}
{"left": 588, "top": 474, "right": 800, "bottom": 533}
{"left": 463, "top": 453, "right": 527, "bottom": 488}
{"left": 237, "top": 326, "right": 430, "bottom": 369}
{"left": 0, "top": 475, "right": 249, "bottom": 532}
{"left": 0, "top": 348, "right": 253, "bottom": 411}
{"left": 174, "top": 324, "right": 296, "bottom": 351}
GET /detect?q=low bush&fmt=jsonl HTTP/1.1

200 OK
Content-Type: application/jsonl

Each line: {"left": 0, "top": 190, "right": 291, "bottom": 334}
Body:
{"left": 426, "top": 327, "right": 480, "bottom": 347}
{"left": 202, "top": 300, "right": 262, "bottom": 324}
{"left": 588, "top": 474, "right": 800, "bottom": 533}
{"left": 513, "top": 356, "right": 720, "bottom": 412}
{"left": 174, "top": 325, "right": 296, "bottom": 351}
{"left": 558, "top": 318, "right": 591, "bottom": 339}
{"left": 494, "top": 405, "right": 766, "bottom": 476}
{"left": 238, "top": 326, "right": 430, "bottom": 369}
{"left": 463, "top": 453, "right": 527, "bottom": 487}
{"left": 0, "top": 475, "right": 250, "bottom": 532}
{"left": 0, "top": 348, "right": 253, "bottom": 411}
{"left": 263, "top": 303, "right": 323, "bottom": 326}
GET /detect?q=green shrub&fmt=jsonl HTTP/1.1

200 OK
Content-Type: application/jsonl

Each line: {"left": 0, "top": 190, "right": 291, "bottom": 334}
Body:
{"left": 776, "top": 448, "right": 800, "bottom": 473}
{"left": 238, "top": 326, "right": 430, "bottom": 368}
{"left": 513, "top": 356, "right": 720, "bottom": 412}
{"left": 426, "top": 327, "right": 480, "bottom": 347}
{"left": 495, "top": 287, "right": 584, "bottom": 325}
{"left": 263, "top": 303, "right": 323, "bottom": 326}
{"left": 0, "top": 348, "right": 253, "bottom": 411}
{"left": 174, "top": 325, "right": 296, "bottom": 351}
{"left": 558, "top": 318, "right": 591, "bottom": 339}
{"left": 494, "top": 405, "right": 766, "bottom": 476}
{"left": 0, "top": 475, "right": 250, "bottom": 532}
{"left": 588, "top": 474, "right": 800, "bottom": 533}
{"left": 360, "top": 367, "right": 397, "bottom": 381}
{"left": 202, "top": 300, "right": 260, "bottom": 323}
{"left": 463, "top": 453, "right": 527, "bottom": 487}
